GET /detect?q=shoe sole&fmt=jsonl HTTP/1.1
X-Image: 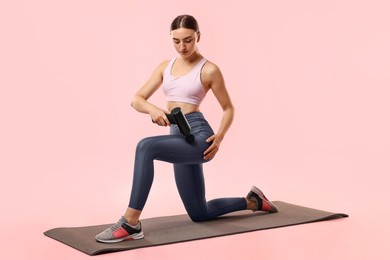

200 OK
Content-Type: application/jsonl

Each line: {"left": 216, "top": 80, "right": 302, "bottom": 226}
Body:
{"left": 250, "top": 186, "right": 267, "bottom": 200}
{"left": 96, "top": 231, "right": 144, "bottom": 243}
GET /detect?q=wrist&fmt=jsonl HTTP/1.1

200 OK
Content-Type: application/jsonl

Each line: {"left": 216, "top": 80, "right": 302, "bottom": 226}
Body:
{"left": 216, "top": 132, "right": 225, "bottom": 140}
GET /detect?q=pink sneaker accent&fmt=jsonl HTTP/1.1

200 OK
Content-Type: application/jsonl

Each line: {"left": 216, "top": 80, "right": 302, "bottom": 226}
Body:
{"left": 113, "top": 227, "right": 130, "bottom": 239}
{"left": 247, "top": 186, "right": 278, "bottom": 213}
{"left": 261, "top": 199, "right": 273, "bottom": 212}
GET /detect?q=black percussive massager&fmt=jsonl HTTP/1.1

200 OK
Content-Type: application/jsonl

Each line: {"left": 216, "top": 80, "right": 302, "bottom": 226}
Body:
{"left": 153, "top": 107, "right": 194, "bottom": 144}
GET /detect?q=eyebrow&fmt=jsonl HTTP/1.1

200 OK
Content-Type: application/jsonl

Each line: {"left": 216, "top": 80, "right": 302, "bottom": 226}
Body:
{"left": 172, "top": 36, "right": 193, "bottom": 41}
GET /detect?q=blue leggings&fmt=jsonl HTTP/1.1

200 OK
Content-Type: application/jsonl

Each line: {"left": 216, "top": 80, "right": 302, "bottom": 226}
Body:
{"left": 128, "top": 112, "right": 247, "bottom": 222}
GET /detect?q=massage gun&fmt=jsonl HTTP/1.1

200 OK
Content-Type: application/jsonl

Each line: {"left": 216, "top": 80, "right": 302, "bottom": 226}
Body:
{"left": 165, "top": 107, "right": 194, "bottom": 144}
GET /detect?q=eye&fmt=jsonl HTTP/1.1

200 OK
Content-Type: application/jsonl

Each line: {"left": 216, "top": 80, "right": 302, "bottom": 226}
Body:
{"left": 184, "top": 39, "right": 192, "bottom": 43}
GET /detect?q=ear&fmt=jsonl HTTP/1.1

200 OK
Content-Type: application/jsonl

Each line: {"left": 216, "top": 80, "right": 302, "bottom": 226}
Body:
{"left": 196, "top": 31, "right": 201, "bottom": 42}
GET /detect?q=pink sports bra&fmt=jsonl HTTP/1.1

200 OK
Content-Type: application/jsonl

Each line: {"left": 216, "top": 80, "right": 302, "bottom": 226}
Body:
{"left": 162, "top": 57, "right": 207, "bottom": 106}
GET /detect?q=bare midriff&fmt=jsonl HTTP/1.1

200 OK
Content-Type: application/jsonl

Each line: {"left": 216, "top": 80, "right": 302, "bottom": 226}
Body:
{"left": 167, "top": 101, "right": 200, "bottom": 115}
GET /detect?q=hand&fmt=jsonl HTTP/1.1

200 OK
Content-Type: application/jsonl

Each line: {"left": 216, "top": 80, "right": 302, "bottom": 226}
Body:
{"left": 203, "top": 134, "right": 223, "bottom": 160}
{"left": 150, "top": 108, "right": 170, "bottom": 127}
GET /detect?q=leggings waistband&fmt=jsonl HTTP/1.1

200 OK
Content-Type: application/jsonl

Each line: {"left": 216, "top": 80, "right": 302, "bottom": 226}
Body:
{"left": 184, "top": 111, "right": 205, "bottom": 120}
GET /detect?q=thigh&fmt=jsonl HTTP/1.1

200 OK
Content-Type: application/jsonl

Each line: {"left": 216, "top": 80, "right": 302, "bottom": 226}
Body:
{"left": 139, "top": 134, "right": 210, "bottom": 165}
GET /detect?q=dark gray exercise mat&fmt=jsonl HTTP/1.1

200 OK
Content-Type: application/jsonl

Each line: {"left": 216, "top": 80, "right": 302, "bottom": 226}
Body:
{"left": 44, "top": 201, "right": 348, "bottom": 255}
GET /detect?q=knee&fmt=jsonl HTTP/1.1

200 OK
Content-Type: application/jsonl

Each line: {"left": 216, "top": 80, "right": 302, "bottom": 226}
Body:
{"left": 136, "top": 137, "right": 154, "bottom": 154}
{"left": 188, "top": 213, "right": 209, "bottom": 223}
{"left": 189, "top": 216, "right": 205, "bottom": 223}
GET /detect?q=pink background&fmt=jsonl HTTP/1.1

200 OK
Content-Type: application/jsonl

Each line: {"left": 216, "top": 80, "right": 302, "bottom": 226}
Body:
{"left": 1, "top": 0, "right": 389, "bottom": 259}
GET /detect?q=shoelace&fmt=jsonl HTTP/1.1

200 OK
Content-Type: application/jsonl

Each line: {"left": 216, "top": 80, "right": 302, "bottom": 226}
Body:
{"left": 110, "top": 220, "right": 125, "bottom": 232}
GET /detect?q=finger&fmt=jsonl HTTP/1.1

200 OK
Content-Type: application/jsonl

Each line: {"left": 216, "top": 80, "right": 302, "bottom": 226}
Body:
{"left": 204, "top": 150, "right": 216, "bottom": 160}
{"left": 203, "top": 144, "right": 214, "bottom": 155}
{"left": 163, "top": 116, "right": 170, "bottom": 126}
{"left": 156, "top": 116, "right": 167, "bottom": 125}
{"left": 206, "top": 135, "right": 215, "bottom": 143}
{"left": 204, "top": 147, "right": 217, "bottom": 159}
{"left": 204, "top": 153, "right": 212, "bottom": 160}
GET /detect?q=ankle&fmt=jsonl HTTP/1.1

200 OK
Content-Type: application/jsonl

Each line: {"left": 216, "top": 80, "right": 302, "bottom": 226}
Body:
{"left": 246, "top": 198, "right": 257, "bottom": 211}
{"left": 124, "top": 207, "right": 142, "bottom": 225}
{"left": 124, "top": 216, "right": 139, "bottom": 226}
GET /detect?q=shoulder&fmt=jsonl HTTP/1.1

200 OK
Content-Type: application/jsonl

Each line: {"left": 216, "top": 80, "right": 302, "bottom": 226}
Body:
{"left": 150, "top": 59, "right": 171, "bottom": 77}
{"left": 157, "top": 59, "right": 171, "bottom": 72}
{"left": 202, "top": 60, "right": 223, "bottom": 79}
{"left": 202, "top": 60, "right": 221, "bottom": 75}
{"left": 201, "top": 60, "right": 224, "bottom": 86}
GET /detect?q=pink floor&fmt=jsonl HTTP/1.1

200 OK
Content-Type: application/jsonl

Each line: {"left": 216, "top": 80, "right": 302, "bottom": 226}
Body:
{"left": 1, "top": 1, "right": 390, "bottom": 259}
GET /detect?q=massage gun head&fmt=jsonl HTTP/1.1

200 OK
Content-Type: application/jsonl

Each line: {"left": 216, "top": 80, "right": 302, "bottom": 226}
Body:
{"left": 186, "top": 134, "right": 195, "bottom": 144}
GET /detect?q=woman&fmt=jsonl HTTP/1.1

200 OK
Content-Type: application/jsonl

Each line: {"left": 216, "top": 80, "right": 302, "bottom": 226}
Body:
{"left": 95, "top": 15, "right": 278, "bottom": 243}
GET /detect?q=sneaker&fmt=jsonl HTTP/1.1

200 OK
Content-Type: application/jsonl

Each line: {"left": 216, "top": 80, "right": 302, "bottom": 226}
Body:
{"left": 247, "top": 186, "right": 278, "bottom": 213}
{"left": 95, "top": 216, "right": 144, "bottom": 243}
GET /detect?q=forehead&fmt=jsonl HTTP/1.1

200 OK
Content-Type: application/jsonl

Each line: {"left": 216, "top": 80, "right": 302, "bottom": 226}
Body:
{"left": 171, "top": 28, "right": 197, "bottom": 39}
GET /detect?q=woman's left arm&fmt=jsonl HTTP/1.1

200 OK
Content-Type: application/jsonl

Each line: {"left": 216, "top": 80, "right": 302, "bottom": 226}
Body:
{"left": 202, "top": 63, "right": 234, "bottom": 160}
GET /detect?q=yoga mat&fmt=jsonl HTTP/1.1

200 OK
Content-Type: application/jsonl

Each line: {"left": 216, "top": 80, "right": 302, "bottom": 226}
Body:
{"left": 44, "top": 201, "right": 348, "bottom": 255}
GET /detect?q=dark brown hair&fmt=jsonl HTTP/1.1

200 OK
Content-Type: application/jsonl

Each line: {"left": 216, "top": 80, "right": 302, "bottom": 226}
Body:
{"left": 170, "top": 15, "right": 199, "bottom": 32}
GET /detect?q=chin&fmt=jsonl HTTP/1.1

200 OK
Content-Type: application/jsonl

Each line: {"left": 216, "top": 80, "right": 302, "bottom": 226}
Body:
{"left": 179, "top": 52, "right": 193, "bottom": 58}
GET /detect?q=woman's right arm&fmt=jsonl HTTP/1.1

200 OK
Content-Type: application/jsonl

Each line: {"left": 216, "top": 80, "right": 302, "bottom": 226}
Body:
{"left": 131, "top": 61, "right": 171, "bottom": 126}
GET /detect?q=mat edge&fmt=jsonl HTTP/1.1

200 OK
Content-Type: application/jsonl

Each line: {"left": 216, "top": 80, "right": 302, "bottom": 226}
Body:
{"left": 92, "top": 212, "right": 349, "bottom": 256}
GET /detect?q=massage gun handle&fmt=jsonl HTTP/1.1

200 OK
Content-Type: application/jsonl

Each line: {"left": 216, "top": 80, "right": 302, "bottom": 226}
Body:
{"left": 165, "top": 113, "right": 176, "bottom": 125}
{"left": 151, "top": 112, "right": 181, "bottom": 125}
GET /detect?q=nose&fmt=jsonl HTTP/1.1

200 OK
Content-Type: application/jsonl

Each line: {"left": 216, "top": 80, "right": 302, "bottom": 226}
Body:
{"left": 179, "top": 42, "right": 186, "bottom": 51}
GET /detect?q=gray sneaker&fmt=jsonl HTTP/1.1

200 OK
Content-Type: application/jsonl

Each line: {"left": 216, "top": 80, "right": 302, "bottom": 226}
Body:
{"left": 95, "top": 216, "right": 144, "bottom": 243}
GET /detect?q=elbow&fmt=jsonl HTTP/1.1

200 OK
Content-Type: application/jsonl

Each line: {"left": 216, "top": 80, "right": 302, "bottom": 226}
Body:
{"left": 223, "top": 104, "right": 235, "bottom": 114}
{"left": 130, "top": 96, "right": 138, "bottom": 109}
{"left": 229, "top": 105, "right": 235, "bottom": 118}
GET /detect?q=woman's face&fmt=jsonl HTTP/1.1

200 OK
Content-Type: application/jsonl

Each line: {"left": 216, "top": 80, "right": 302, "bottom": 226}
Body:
{"left": 171, "top": 27, "right": 200, "bottom": 58}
